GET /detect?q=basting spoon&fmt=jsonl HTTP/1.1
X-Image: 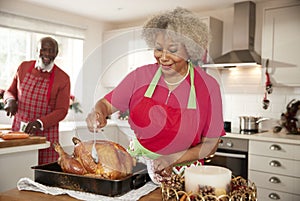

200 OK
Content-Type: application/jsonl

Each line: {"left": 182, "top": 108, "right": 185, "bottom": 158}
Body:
{"left": 91, "top": 125, "right": 99, "bottom": 164}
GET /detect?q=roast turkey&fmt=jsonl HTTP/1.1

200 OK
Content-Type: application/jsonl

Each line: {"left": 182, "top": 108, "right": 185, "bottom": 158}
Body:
{"left": 53, "top": 137, "right": 135, "bottom": 180}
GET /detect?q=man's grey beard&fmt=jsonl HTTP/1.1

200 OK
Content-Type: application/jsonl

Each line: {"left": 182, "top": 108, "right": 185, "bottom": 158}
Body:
{"left": 37, "top": 57, "right": 54, "bottom": 70}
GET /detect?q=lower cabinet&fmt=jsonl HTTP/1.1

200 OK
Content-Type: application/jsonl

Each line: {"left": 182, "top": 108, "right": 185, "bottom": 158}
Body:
{"left": 256, "top": 188, "right": 300, "bottom": 201}
{"left": 248, "top": 140, "right": 300, "bottom": 201}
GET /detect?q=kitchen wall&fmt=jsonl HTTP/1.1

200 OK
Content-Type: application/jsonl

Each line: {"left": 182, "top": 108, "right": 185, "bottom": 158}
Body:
{"left": 209, "top": 68, "right": 300, "bottom": 130}
{"left": 107, "top": 0, "right": 300, "bottom": 130}
{"left": 0, "top": 0, "right": 299, "bottom": 131}
{"left": 202, "top": 0, "right": 300, "bottom": 129}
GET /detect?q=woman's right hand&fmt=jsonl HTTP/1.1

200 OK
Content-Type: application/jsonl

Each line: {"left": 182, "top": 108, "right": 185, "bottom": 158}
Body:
{"left": 86, "top": 109, "right": 107, "bottom": 132}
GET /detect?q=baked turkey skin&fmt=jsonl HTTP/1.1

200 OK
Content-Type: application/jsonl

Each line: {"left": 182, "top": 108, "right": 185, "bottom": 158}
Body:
{"left": 53, "top": 137, "right": 136, "bottom": 180}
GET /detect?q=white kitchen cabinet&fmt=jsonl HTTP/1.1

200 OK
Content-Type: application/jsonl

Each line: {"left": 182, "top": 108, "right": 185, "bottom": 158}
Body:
{"left": 101, "top": 17, "right": 223, "bottom": 87}
{"left": 261, "top": 3, "right": 300, "bottom": 86}
{"left": 59, "top": 121, "right": 119, "bottom": 153}
{"left": 75, "top": 125, "right": 119, "bottom": 143}
{"left": 248, "top": 140, "right": 300, "bottom": 201}
{"left": 199, "top": 16, "right": 223, "bottom": 65}
{"left": 198, "top": 17, "right": 223, "bottom": 84}
{"left": 101, "top": 27, "right": 155, "bottom": 87}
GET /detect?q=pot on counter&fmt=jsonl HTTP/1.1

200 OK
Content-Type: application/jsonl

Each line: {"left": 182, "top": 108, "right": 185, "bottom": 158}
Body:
{"left": 239, "top": 116, "right": 268, "bottom": 133}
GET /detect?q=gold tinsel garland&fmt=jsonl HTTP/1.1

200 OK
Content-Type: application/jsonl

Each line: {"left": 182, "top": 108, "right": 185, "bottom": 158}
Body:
{"left": 161, "top": 175, "right": 257, "bottom": 201}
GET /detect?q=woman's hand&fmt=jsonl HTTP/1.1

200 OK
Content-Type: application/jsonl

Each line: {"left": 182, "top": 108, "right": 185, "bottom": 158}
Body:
{"left": 86, "top": 110, "right": 107, "bottom": 132}
{"left": 153, "top": 154, "right": 179, "bottom": 176}
{"left": 86, "top": 98, "right": 116, "bottom": 132}
{"left": 152, "top": 137, "right": 220, "bottom": 176}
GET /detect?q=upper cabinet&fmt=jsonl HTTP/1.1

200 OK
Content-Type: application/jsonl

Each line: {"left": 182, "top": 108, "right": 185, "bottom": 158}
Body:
{"left": 101, "top": 17, "right": 223, "bottom": 88}
{"left": 262, "top": 3, "right": 300, "bottom": 86}
{"left": 101, "top": 27, "right": 155, "bottom": 87}
{"left": 200, "top": 17, "right": 223, "bottom": 85}
{"left": 199, "top": 16, "right": 223, "bottom": 65}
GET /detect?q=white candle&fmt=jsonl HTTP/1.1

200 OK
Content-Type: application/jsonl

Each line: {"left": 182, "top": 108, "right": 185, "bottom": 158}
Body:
{"left": 184, "top": 165, "right": 232, "bottom": 196}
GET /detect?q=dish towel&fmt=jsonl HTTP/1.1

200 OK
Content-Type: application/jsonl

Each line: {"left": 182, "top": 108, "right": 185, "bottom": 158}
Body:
{"left": 17, "top": 177, "right": 158, "bottom": 201}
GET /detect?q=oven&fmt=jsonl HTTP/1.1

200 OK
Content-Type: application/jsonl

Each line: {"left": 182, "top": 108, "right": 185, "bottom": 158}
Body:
{"left": 204, "top": 137, "right": 249, "bottom": 179}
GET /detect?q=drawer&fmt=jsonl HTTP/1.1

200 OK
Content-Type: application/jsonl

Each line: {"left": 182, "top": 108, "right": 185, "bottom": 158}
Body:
{"left": 249, "top": 155, "right": 300, "bottom": 177}
{"left": 257, "top": 187, "right": 300, "bottom": 201}
{"left": 249, "top": 170, "right": 300, "bottom": 195}
{"left": 249, "top": 140, "right": 300, "bottom": 160}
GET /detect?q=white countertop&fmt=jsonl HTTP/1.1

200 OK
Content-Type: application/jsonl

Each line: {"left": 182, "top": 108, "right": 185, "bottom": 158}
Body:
{"left": 0, "top": 141, "right": 50, "bottom": 155}
{"left": 224, "top": 131, "right": 300, "bottom": 145}
{"left": 113, "top": 120, "right": 300, "bottom": 145}
{"left": 109, "top": 119, "right": 300, "bottom": 145}
{"left": 0, "top": 124, "right": 11, "bottom": 130}
{"left": 110, "top": 119, "right": 300, "bottom": 145}
{"left": 59, "top": 120, "right": 117, "bottom": 132}
{"left": 2, "top": 120, "right": 299, "bottom": 155}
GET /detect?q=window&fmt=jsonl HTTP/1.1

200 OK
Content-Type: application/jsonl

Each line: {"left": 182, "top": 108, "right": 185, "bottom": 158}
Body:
{"left": 0, "top": 26, "right": 83, "bottom": 93}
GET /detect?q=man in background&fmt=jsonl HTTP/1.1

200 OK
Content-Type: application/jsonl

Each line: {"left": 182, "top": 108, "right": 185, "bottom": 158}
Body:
{"left": 4, "top": 37, "right": 70, "bottom": 165}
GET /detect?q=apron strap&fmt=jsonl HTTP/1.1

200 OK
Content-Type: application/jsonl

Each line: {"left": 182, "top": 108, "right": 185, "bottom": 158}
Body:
{"left": 187, "top": 62, "right": 196, "bottom": 109}
{"left": 144, "top": 62, "right": 196, "bottom": 109}
{"left": 128, "top": 136, "right": 161, "bottom": 159}
{"left": 47, "top": 66, "right": 56, "bottom": 103}
{"left": 144, "top": 66, "right": 162, "bottom": 98}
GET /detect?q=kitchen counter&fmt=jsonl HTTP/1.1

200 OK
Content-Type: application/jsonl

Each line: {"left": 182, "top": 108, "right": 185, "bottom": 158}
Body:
{"left": 0, "top": 141, "right": 50, "bottom": 192}
{"left": 0, "top": 124, "right": 11, "bottom": 130}
{"left": 113, "top": 119, "right": 300, "bottom": 144}
{"left": 0, "top": 187, "right": 162, "bottom": 200}
{"left": 60, "top": 120, "right": 300, "bottom": 144}
{"left": 0, "top": 188, "right": 80, "bottom": 200}
{"left": 2, "top": 120, "right": 299, "bottom": 198}
{"left": 224, "top": 130, "right": 300, "bottom": 144}
{"left": 0, "top": 141, "right": 50, "bottom": 155}
{"left": 59, "top": 119, "right": 117, "bottom": 132}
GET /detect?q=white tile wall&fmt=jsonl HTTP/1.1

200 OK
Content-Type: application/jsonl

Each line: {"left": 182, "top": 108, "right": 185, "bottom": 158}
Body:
{"left": 210, "top": 68, "right": 300, "bottom": 130}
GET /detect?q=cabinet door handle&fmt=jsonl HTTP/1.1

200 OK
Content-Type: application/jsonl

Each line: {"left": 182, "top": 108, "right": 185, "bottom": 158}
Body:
{"left": 204, "top": 154, "right": 214, "bottom": 163}
{"left": 269, "top": 160, "right": 281, "bottom": 167}
{"left": 269, "top": 144, "right": 281, "bottom": 151}
{"left": 269, "top": 176, "right": 281, "bottom": 184}
{"left": 269, "top": 193, "right": 280, "bottom": 200}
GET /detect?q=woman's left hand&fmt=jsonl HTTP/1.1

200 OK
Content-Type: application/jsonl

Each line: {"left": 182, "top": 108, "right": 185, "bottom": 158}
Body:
{"left": 86, "top": 110, "right": 102, "bottom": 132}
{"left": 153, "top": 154, "right": 177, "bottom": 176}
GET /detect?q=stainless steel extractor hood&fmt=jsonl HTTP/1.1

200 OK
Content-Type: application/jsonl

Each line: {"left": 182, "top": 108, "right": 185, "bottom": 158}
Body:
{"left": 203, "top": 1, "right": 261, "bottom": 68}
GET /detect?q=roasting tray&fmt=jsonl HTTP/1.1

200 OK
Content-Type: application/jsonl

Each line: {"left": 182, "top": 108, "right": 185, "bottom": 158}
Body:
{"left": 31, "top": 162, "right": 150, "bottom": 197}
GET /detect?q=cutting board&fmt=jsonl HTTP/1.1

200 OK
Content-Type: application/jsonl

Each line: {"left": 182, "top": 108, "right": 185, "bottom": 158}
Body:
{"left": 0, "top": 136, "right": 47, "bottom": 148}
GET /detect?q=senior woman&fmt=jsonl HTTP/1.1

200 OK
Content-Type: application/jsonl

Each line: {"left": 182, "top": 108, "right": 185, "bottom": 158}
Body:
{"left": 86, "top": 7, "right": 225, "bottom": 181}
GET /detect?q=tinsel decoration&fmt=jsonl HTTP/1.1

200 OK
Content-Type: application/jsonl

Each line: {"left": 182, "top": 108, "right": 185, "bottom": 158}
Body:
{"left": 161, "top": 175, "right": 257, "bottom": 201}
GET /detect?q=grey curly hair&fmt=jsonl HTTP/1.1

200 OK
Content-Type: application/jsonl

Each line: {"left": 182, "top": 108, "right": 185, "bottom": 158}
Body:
{"left": 142, "top": 7, "right": 210, "bottom": 65}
